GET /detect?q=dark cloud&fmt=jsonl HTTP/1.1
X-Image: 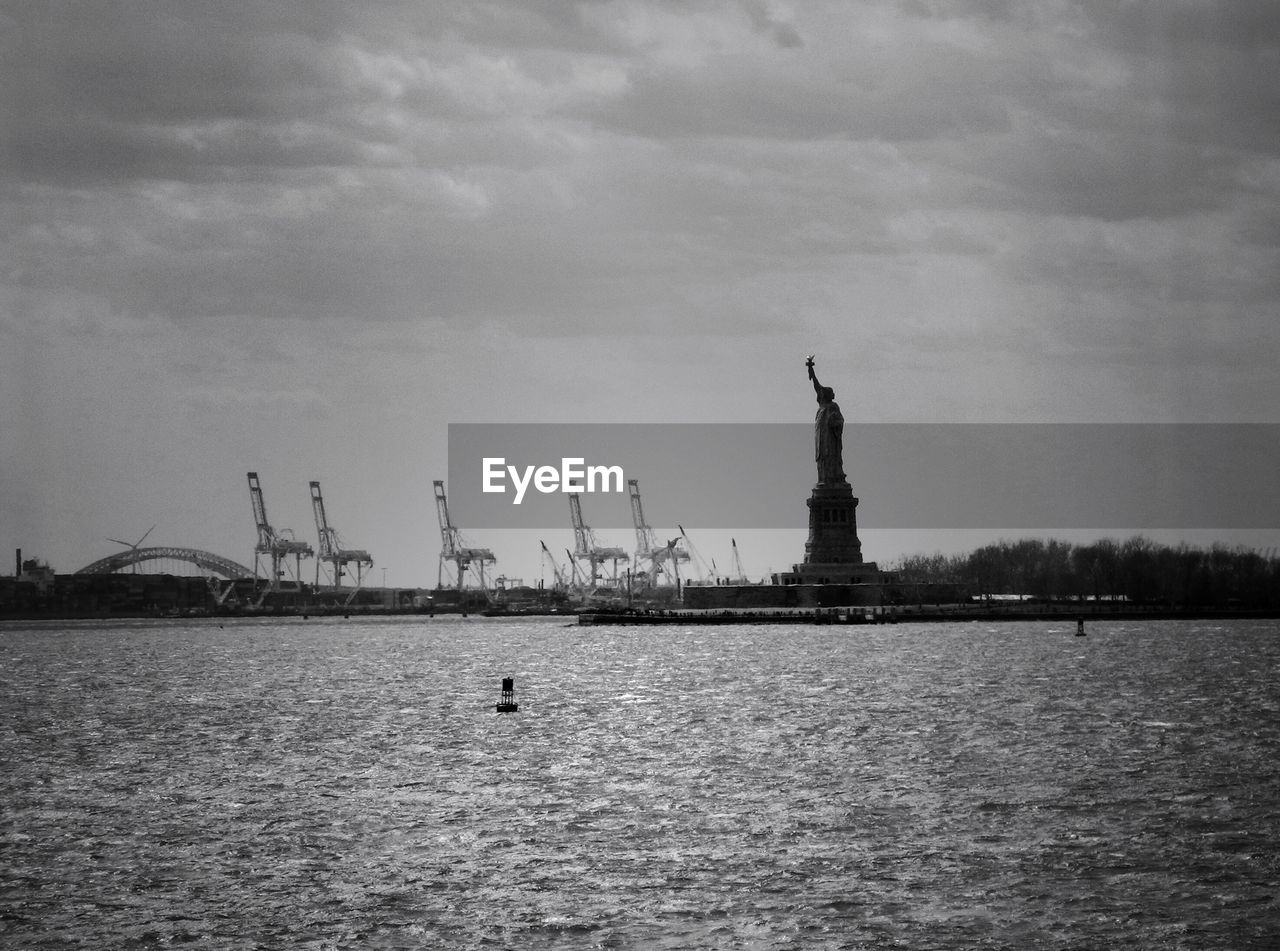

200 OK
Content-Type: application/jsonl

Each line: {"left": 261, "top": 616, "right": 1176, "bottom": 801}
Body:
{"left": 3, "top": 5, "right": 362, "bottom": 186}
{"left": 959, "top": 125, "right": 1237, "bottom": 221}
{"left": 901, "top": 0, "right": 1016, "bottom": 21}
{"left": 593, "top": 60, "right": 1011, "bottom": 142}
{"left": 3, "top": 0, "right": 1278, "bottom": 336}
{"left": 7, "top": 4, "right": 347, "bottom": 121}
{"left": 1089, "top": 1, "right": 1280, "bottom": 53}
{"left": 1072, "top": 2, "right": 1280, "bottom": 156}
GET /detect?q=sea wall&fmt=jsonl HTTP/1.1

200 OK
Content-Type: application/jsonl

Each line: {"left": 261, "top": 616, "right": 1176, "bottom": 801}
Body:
{"left": 683, "top": 582, "right": 882, "bottom": 609}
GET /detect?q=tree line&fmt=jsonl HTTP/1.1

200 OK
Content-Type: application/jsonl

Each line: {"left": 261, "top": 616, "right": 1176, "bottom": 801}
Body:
{"left": 891, "top": 536, "right": 1280, "bottom": 609}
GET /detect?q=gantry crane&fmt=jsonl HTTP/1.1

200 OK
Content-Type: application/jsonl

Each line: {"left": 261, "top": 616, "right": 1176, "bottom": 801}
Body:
{"left": 247, "top": 471, "right": 313, "bottom": 602}
{"left": 433, "top": 480, "right": 495, "bottom": 591}
{"left": 568, "top": 493, "right": 628, "bottom": 592}
{"left": 628, "top": 478, "right": 689, "bottom": 590}
{"left": 310, "top": 481, "right": 373, "bottom": 599}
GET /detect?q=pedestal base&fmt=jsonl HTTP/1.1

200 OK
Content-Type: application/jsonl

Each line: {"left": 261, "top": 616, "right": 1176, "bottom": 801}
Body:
{"left": 776, "top": 561, "right": 880, "bottom": 585}
{"left": 770, "top": 480, "right": 879, "bottom": 589}
{"left": 803, "top": 481, "right": 863, "bottom": 565}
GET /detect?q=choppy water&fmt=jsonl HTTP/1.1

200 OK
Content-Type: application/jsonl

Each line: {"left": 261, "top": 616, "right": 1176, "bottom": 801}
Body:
{"left": 2, "top": 617, "right": 1278, "bottom": 949}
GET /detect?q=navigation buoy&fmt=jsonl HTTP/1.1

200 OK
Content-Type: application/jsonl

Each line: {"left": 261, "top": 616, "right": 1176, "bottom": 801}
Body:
{"left": 496, "top": 677, "right": 518, "bottom": 713}
{"left": 1076, "top": 617, "right": 1086, "bottom": 637}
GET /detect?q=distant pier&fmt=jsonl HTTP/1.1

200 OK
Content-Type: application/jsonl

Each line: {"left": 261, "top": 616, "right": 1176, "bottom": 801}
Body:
{"left": 576, "top": 604, "right": 1280, "bottom": 626}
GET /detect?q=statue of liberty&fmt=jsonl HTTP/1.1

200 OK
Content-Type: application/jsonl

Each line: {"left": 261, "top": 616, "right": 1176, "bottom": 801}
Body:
{"left": 806, "top": 355, "right": 846, "bottom": 485}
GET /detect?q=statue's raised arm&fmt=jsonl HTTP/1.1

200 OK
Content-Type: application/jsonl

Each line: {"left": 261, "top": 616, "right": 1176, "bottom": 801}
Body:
{"left": 806, "top": 354, "right": 823, "bottom": 400}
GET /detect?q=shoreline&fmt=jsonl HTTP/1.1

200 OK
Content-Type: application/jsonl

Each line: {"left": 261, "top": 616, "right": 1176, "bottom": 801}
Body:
{"left": 4, "top": 605, "right": 1278, "bottom": 625}
{"left": 577, "top": 606, "right": 1280, "bottom": 626}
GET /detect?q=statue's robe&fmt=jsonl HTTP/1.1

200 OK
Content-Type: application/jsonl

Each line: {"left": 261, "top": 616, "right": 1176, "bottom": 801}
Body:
{"left": 815, "top": 400, "right": 846, "bottom": 485}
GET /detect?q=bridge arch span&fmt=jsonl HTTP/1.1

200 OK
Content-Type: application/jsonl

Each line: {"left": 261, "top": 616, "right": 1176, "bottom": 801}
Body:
{"left": 75, "top": 547, "right": 254, "bottom": 579}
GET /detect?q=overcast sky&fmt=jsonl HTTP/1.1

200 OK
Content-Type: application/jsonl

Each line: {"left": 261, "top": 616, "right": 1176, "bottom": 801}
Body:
{"left": 3, "top": 1, "right": 1278, "bottom": 586}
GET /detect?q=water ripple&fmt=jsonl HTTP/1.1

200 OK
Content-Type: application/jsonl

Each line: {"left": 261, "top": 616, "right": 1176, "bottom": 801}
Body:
{"left": 2, "top": 616, "right": 1278, "bottom": 948}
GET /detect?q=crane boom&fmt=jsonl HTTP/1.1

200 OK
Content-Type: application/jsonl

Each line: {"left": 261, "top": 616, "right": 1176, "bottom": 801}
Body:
{"left": 566, "top": 548, "right": 588, "bottom": 588}
{"left": 310, "top": 480, "right": 373, "bottom": 592}
{"left": 245, "top": 471, "right": 313, "bottom": 601}
{"left": 628, "top": 479, "right": 658, "bottom": 554}
{"left": 540, "top": 540, "right": 568, "bottom": 591}
{"left": 567, "top": 494, "right": 627, "bottom": 590}
{"left": 433, "top": 480, "right": 494, "bottom": 590}
{"left": 248, "top": 472, "right": 274, "bottom": 551}
{"left": 434, "top": 480, "right": 459, "bottom": 555}
{"left": 678, "top": 525, "right": 713, "bottom": 584}
{"left": 731, "top": 538, "right": 748, "bottom": 584}
{"left": 311, "top": 480, "right": 336, "bottom": 559}
{"left": 568, "top": 493, "right": 591, "bottom": 555}
{"left": 628, "top": 479, "right": 687, "bottom": 589}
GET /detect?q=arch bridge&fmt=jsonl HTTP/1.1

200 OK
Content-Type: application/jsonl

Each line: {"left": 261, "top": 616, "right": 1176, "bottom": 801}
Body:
{"left": 75, "top": 547, "right": 255, "bottom": 579}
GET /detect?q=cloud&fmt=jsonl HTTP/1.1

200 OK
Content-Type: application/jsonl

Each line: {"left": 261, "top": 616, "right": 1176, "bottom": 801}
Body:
{"left": 2, "top": 2, "right": 1278, "bottom": 433}
{"left": 6, "top": 0, "right": 1275, "bottom": 339}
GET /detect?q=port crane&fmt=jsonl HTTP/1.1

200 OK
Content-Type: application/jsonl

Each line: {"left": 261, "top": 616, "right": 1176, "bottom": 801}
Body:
{"left": 568, "top": 493, "right": 628, "bottom": 592}
{"left": 247, "top": 471, "right": 313, "bottom": 602}
{"left": 627, "top": 479, "right": 688, "bottom": 590}
{"left": 310, "top": 481, "right": 373, "bottom": 600}
{"left": 433, "top": 480, "right": 495, "bottom": 591}
{"left": 565, "top": 547, "right": 589, "bottom": 592}
{"left": 730, "top": 538, "right": 749, "bottom": 584}
{"left": 678, "top": 525, "right": 715, "bottom": 585}
{"left": 540, "top": 540, "right": 570, "bottom": 594}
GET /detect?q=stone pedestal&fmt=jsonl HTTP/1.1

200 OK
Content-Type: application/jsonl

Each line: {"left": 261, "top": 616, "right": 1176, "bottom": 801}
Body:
{"left": 803, "top": 481, "right": 863, "bottom": 565}
{"left": 773, "top": 481, "right": 880, "bottom": 589}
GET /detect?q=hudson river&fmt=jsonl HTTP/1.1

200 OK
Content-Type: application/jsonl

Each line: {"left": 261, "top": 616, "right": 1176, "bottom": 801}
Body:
{"left": 3, "top": 617, "right": 1277, "bottom": 949}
